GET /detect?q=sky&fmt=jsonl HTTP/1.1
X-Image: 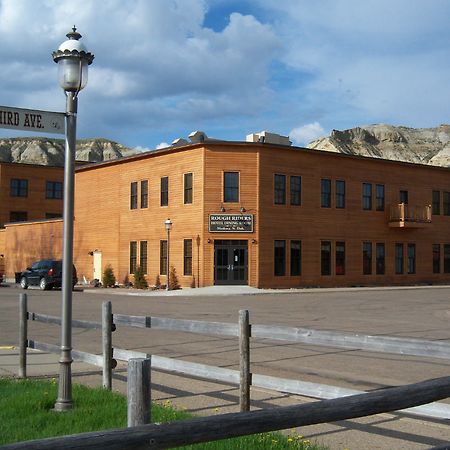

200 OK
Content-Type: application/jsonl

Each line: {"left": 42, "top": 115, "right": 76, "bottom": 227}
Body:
{"left": 0, "top": 0, "right": 448, "bottom": 151}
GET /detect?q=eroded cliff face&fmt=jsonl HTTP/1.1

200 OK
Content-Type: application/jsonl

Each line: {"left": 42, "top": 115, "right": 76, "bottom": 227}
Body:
{"left": 307, "top": 124, "right": 450, "bottom": 167}
{"left": 0, "top": 138, "right": 137, "bottom": 166}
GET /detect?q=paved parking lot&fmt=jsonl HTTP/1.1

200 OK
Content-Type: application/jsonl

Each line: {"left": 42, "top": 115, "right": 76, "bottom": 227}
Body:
{"left": 2, "top": 283, "right": 450, "bottom": 449}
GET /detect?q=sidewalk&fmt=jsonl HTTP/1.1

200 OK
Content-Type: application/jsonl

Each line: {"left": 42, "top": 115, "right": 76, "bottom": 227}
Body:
{"left": 2, "top": 346, "right": 450, "bottom": 449}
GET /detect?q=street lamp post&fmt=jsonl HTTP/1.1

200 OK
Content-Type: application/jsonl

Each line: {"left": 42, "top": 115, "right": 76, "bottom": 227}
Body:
{"left": 52, "top": 27, "right": 94, "bottom": 411}
{"left": 165, "top": 219, "right": 172, "bottom": 291}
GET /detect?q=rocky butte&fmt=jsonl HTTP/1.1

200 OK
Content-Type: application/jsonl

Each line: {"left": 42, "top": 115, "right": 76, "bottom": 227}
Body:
{"left": 307, "top": 124, "right": 450, "bottom": 167}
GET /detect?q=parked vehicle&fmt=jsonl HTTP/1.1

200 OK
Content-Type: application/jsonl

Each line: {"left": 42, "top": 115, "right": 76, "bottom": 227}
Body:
{"left": 19, "top": 260, "right": 78, "bottom": 291}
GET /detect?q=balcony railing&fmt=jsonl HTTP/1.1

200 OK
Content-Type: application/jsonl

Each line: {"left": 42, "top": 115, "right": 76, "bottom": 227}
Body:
{"left": 389, "top": 203, "right": 432, "bottom": 228}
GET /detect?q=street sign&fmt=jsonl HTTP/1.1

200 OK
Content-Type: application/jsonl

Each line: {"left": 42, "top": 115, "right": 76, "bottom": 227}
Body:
{"left": 0, "top": 105, "right": 65, "bottom": 135}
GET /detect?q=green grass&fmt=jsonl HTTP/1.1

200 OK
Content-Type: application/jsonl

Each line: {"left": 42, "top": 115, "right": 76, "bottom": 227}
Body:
{"left": 0, "top": 378, "right": 324, "bottom": 449}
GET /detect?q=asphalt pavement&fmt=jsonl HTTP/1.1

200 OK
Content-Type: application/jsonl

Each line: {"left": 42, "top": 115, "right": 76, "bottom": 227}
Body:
{"left": 2, "top": 283, "right": 450, "bottom": 449}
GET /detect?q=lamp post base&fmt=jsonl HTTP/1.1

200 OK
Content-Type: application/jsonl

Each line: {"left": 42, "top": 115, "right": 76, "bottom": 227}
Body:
{"left": 54, "top": 356, "right": 73, "bottom": 411}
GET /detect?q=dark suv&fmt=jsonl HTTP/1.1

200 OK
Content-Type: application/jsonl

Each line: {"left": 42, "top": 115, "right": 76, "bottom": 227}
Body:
{"left": 20, "top": 260, "right": 78, "bottom": 291}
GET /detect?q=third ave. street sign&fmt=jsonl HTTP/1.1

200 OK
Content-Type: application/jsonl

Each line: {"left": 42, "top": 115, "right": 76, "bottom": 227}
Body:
{"left": 0, "top": 105, "right": 65, "bottom": 135}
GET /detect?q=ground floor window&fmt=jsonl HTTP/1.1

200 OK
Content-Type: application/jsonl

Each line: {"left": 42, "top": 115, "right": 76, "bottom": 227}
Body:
{"left": 444, "top": 244, "right": 450, "bottom": 274}
{"left": 407, "top": 243, "right": 416, "bottom": 274}
{"left": 140, "top": 241, "right": 148, "bottom": 274}
{"left": 321, "top": 241, "right": 331, "bottom": 276}
{"left": 290, "top": 240, "right": 301, "bottom": 276}
{"left": 129, "top": 241, "right": 137, "bottom": 274}
{"left": 160, "top": 240, "right": 168, "bottom": 275}
{"left": 335, "top": 241, "right": 345, "bottom": 275}
{"left": 184, "top": 239, "right": 193, "bottom": 276}
{"left": 395, "top": 243, "right": 404, "bottom": 274}
{"left": 363, "top": 242, "right": 372, "bottom": 275}
{"left": 433, "top": 244, "right": 441, "bottom": 273}
{"left": 376, "top": 243, "right": 385, "bottom": 275}
{"left": 274, "top": 240, "right": 286, "bottom": 276}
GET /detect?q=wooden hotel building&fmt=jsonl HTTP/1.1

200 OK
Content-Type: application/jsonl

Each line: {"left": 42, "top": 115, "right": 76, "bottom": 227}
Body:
{"left": 1, "top": 132, "right": 450, "bottom": 289}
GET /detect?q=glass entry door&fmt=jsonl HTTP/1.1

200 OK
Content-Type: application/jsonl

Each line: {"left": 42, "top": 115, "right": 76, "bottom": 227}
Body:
{"left": 214, "top": 240, "right": 248, "bottom": 285}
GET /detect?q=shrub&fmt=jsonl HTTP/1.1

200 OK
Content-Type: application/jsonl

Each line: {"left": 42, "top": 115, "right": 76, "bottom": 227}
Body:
{"left": 102, "top": 264, "right": 116, "bottom": 288}
{"left": 190, "top": 276, "right": 196, "bottom": 288}
{"left": 155, "top": 274, "right": 161, "bottom": 289}
{"left": 133, "top": 265, "right": 148, "bottom": 289}
{"left": 169, "top": 265, "right": 180, "bottom": 290}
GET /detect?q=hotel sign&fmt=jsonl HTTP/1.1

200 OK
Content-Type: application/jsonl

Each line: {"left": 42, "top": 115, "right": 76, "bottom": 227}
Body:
{"left": 209, "top": 214, "right": 254, "bottom": 233}
{"left": 0, "top": 105, "right": 65, "bottom": 134}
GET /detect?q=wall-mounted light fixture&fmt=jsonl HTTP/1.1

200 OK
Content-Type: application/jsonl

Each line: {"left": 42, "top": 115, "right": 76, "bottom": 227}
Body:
{"left": 88, "top": 251, "right": 94, "bottom": 256}
{"left": 240, "top": 206, "right": 246, "bottom": 213}
{"left": 207, "top": 238, "right": 212, "bottom": 244}
{"left": 251, "top": 239, "right": 257, "bottom": 244}
{"left": 220, "top": 206, "right": 226, "bottom": 212}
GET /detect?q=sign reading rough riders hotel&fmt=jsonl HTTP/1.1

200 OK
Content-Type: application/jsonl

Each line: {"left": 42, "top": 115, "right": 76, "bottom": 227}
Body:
{"left": 0, "top": 105, "right": 65, "bottom": 134}
{"left": 209, "top": 214, "right": 254, "bottom": 233}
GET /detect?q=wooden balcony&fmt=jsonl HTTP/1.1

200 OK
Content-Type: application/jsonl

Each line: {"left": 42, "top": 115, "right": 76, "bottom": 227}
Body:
{"left": 389, "top": 203, "right": 432, "bottom": 228}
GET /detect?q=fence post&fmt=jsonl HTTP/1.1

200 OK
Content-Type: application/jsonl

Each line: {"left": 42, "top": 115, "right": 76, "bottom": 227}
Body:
{"left": 19, "top": 293, "right": 27, "bottom": 378}
{"left": 127, "top": 357, "right": 151, "bottom": 427}
{"left": 102, "top": 301, "right": 113, "bottom": 390}
{"left": 239, "top": 309, "right": 251, "bottom": 412}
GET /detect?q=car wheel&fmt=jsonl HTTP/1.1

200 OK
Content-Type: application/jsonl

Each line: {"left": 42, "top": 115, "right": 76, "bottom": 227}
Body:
{"left": 20, "top": 277, "right": 28, "bottom": 289}
{"left": 39, "top": 278, "right": 48, "bottom": 291}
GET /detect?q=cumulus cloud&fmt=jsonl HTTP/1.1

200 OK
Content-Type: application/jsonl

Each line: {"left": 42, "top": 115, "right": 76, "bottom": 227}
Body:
{"left": 290, "top": 122, "right": 325, "bottom": 146}
{"left": 155, "top": 142, "right": 170, "bottom": 149}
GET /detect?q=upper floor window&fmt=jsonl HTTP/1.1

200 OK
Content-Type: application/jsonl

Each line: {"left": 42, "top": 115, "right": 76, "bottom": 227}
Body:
{"left": 335, "top": 180, "right": 345, "bottom": 209}
{"left": 400, "top": 190, "right": 408, "bottom": 204}
{"left": 376, "top": 184, "right": 385, "bottom": 211}
{"left": 160, "top": 176, "right": 169, "bottom": 206}
{"left": 432, "top": 191, "right": 441, "bottom": 215}
{"left": 184, "top": 173, "right": 193, "bottom": 204}
{"left": 11, "top": 179, "right": 28, "bottom": 197}
{"left": 321, "top": 179, "right": 331, "bottom": 208}
{"left": 274, "top": 174, "right": 286, "bottom": 205}
{"left": 140, "top": 180, "right": 148, "bottom": 209}
{"left": 224, "top": 172, "right": 239, "bottom": 203}
{"left": 362, "top": 183, "right": 372, "bottom": 210}
{"left": 46, "top": 181, "right": 63, "bottom": 199}
{"left": 444, "top": 192, "right": 450, "bottom": 216}
{"left": 290, "top": 176, "right": 301, "bottom": 206}
{"left": 130, "top": 182, "right": 138, "bottom": 210}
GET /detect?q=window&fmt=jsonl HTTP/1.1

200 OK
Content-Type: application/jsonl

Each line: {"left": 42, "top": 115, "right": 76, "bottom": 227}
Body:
{"left": 432, "top": 191, "right": 441, "bottom": 215}
{"left": 274, "top": 174, "right": 286, "bottom": 205}
{"left": 444, "top": 192, "right": 450, "bottom": 216}
{"left": 160, "top": 240, "right": 168, "bottom": 275}
{"left": 290, "top": 176, "right": 301, "bottom": 206}
{"left": 336, "top": 241, "right": 345, "bottom": 275}
{"left": 129, "top": 241, "right": 137, "bottom": 273}
{"left": 335, "top": 180, "right": 345, "bottom": 209}
{"left": 433, "top": 244, "right": 440, "bottom": 274}
{"left": 46, "top": 181, "right": 63, "bottom": 199}
{"left": 184, "top": 173, "right": 193, "bottom": 204}
{"left": 130, "top": 182, "right": 138, "bottom": 209}
{"left": 45, "top": 213, "right": 61, "bottom": 219}
{"left": 224, "top": 172, "right": 239, "bottom": 203}
{"left": 376, "top": 243, "right": 385, "bottom": 275}
{"left": 363, "top": 242, "right": 372, "bottom": 275}
{"left": 274, "top": 240, "right": 286, "bottom": 276}
{"left": 140, "top": 180, "right": 148, "bottom": 208}
{"left": 395, "top": 243, "right": 404, "bottom": 274}
{"left": 290, "top": 240, "right": 301, "bottom": 276}
{"left": 184, "top": 239, "right": 193, "bottom": 275}
{"left": 445, "top": 244, "right": 450, "bottom": 274}
{"left": 362, "top": 183, "right": 372, "bottom": 210}
{"left": 9, "top": 211, "right": 27, "bottom": 222}
{"left": 160, "top": 176, "right": 169, "bottom": 206}
{"left": 140, "top": 241, "right": 148, "bottom": 274}
{"left": 10, "top": 179, "right": 28, "bottom": 197}
{"left": 376, "top": 184, "right": 385, "bottom": 211}
{"left": 321, "top": 179, "right": 331, "bottom": 208}
{"left": 407, "top": 243, "right": 416, "bottom": 274}
{"left": 321, "top": 241, "right": 331, "bottom": 275}
{"left": 400, "top": 190, "right": 408, "bottom": 204}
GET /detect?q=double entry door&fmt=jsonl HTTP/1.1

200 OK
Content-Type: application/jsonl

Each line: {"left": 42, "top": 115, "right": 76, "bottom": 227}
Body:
{"left": 214, "top": 240, "right": 248, "bottom": 285}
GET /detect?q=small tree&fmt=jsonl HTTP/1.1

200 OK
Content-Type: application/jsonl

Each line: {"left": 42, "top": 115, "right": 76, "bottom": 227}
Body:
{"left": 190, "top": 276, "right": 196, "bottom": 289}
{"left": 169, "top": 265, "right": 181, "bottom": 290}
{"left": 102, "top": 264, "right": 116, "bottom": 288}
{"left": 155, "top": 274, "right": 161, "bottom": 289}
{"left": 133, "top": 265, "right": 148, "bottom": 289}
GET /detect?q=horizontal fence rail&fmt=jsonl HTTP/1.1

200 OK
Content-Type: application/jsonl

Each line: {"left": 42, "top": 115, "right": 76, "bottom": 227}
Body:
{"left": 29, "top": 312, "right": 102, "bottom": 330}
{"left": 3, "top": 376, "right": 450, "bottom": 450}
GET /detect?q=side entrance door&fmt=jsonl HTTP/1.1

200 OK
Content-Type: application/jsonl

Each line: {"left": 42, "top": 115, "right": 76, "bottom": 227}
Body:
{"left": 214, "top": 240, "right": 248, "bottom": 285}
{"left": 93, "top": 251, "right": 102, "bottom": 282}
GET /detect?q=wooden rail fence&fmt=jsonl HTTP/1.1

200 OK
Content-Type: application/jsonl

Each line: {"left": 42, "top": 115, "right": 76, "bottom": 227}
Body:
{"left": 19, "top": 293, "right": 450, "bottom": 420}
